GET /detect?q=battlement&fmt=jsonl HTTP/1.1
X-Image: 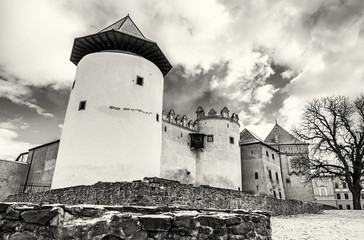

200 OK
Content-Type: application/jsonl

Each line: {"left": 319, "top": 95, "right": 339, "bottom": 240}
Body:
{"left": 162, "top": 106, "right": 240, "bottom": 131}
{"left": 196, "top": 106, "right": 239, "bottom": 125}
{"left": 162, "top": 109, "right": 197, "bottom": 131}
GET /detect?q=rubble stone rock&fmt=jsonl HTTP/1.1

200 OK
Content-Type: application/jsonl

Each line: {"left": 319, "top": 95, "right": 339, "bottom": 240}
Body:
{"left": 20, "top": 208, "right": 59, "bottom": 225}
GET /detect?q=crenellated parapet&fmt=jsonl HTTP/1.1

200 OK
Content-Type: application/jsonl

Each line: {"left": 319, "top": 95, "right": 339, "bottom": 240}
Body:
{"left": 162, "top": 106, "right": 239, "bottom": 130}
{"left": 195, "top": 106, "right": 240, "bottom": 126}
{"left": 162, "top": 110, "right": 197, "bottom": 131}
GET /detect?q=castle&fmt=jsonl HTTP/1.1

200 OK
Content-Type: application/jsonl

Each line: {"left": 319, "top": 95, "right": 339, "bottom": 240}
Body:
{"left": 0, "top": 15, "right": 315, "bottom": 203}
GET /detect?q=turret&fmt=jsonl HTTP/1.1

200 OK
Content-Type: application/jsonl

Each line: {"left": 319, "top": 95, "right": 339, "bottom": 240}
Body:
{"left": 52, "top": 15, "right": 172, "bottom": 189}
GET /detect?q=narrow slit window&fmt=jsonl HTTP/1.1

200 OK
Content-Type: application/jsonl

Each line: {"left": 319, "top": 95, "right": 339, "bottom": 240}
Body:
{"left": 156, "top": 113, "right": 159, "bottom": 122}
{"left": 78, "top": 100, "right": 87, "bottom": 111}
{"left": 136, "top": 76, "right": 144, "bottom": 86}
{"left": 255, "top": 172, "right": 258, "bottom": 179}
{"left": 72, "top": 80, "right": 76, "bottom": 89}
{"left": 276, "top": 172, "right": 279, "bottom": 181}
{"left": 164, "top": 126, "right": 167, "bottom": 132}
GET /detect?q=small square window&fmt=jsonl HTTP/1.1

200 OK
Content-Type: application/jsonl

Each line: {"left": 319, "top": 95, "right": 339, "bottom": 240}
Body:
{"left": 342, "top": 182, "right": 347, "bottom": 188}
{"left": 286, "top": 178, "right": 291, "bottom": 184}
{"left": 338, "top": 204, "right": 343, "bottom": 209}
{"left": 229, "top": 137, "right": 234, "bottom": 144}
{"left": 136, "top": 76, "right": 144, "bottom": 86}
{"left": 346, "top": 205, "right": 351, "bottom": 210}
{"left": 78, "top": 100, "right": 87, "bottom": 111}
{"left": 335, "top": 182, "right": 339, "bottom": 188}
{"left": 337, "top": 193, "right": 341, "bottom": 199}
{"left": 255, "top": 172, "right": 258, "bottom": 179}
{"left": 344, "top": 193, "right": 349, "bottom": 199}
{"left": 207, "top": 135, "right": 214, "bottom": 142}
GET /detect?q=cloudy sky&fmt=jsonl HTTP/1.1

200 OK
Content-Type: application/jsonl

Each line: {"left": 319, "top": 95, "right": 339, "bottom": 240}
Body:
{"left": 1, "top": 0, "right": 364, "bottom": 159}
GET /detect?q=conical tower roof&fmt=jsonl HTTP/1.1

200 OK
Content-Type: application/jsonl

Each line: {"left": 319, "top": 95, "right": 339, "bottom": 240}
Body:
{"left": 70, "top": 15, "right": 172, "bottom": 76}
{"left": 99, "top": 15, "right": 145, "bottom": 38}
{"left": 264, "top": 123, "right": 304, "bottom": 144}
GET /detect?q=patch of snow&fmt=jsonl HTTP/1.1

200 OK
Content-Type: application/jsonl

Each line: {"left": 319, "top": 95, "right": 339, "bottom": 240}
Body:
{"left": 271, "top": 210, "right": 364, "bottom": 240}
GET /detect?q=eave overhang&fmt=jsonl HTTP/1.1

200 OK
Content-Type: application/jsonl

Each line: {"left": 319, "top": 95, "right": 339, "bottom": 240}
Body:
{"left": 70, "top": 30, "right": 172, "bottom": 77}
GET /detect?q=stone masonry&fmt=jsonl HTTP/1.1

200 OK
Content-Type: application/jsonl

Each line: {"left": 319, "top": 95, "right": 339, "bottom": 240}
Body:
{"left": 0, "top": 202, "right": 271, "bottom": 240}
{"left": 7, "top": 178, "right": 325, "bottom": 216}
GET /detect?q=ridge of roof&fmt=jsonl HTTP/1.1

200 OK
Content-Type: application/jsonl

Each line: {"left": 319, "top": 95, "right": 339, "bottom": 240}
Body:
{"left": 264, "top": 123, "right": 304, "bottom": 144}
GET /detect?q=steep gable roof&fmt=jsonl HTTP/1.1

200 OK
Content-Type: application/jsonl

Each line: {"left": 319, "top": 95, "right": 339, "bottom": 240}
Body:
{"left": 264, "top": 123, "right": 304, "bottom": 144}
{"left": 240, "top": 128, "right": 263, "bottom": 144}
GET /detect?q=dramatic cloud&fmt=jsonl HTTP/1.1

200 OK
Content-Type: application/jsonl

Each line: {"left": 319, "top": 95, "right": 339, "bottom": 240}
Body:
{"left": 0, "top": 118, "right": 34, "bottom": 160}
{"left": 1, "top": 0, "right": 364, "bottom": 158}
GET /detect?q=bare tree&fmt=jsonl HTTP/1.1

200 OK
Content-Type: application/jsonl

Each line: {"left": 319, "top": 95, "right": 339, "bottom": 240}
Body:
{"left": 293, "top": 95, "right": 364, "bottom": 210}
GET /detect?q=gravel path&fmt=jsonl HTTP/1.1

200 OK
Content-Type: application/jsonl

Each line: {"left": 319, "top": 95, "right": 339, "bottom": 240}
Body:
{"left": 271, "top": 210, "right": 364, "bottom": 240}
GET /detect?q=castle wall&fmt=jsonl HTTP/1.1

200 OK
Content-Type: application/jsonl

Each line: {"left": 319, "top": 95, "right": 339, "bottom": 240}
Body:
{"left": 260, "top": 145, "right": 285, "bottom": 199}
{"left": 196, "top": 118, "right": 241, "bottom": 190}
{"left": 280, "top": 154, "right": 315, "bottom": 201}
{"left": 0, "top": 160, "right": 28, "bottom": 201}
{"left": 26, "top": 141, "right": 59, "bottom": 189}
{"left": 241, "top": 144, "right": 265, "bottom": 194}
{"left": 160, "top": 121, "right": 197, "bottom": 184}
{"left": 241, "top": 143, "right": 285, "bottom": 199}
{"left": 52, "top": 51, "right": 164, "bottom": 189}
{"left": 7, "top": 177, "right": 324, "bottom": 216}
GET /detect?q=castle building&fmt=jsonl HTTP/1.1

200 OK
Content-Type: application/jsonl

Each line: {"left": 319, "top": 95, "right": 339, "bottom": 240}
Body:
{"left": 264, "top": 123, "right": 315, "bottom": 201}
{"left": 312, "top": 177, "right": 364, "bottom": 210}
{"left": 160, "top": 107, "right": 241, "bottom": 190}
{"left": 1, "top": 15, "right": 317, "bottom": 203}
{"left": 240, "top": 129, "right": 285, "bottom": 199}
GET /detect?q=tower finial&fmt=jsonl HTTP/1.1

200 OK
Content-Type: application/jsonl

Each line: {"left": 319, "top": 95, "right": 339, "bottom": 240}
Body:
{"left": 127, "top": 13, "right": 129, "bottom": 17}
{"left": 275, "top": 119, "right": 278, "bottom": 124}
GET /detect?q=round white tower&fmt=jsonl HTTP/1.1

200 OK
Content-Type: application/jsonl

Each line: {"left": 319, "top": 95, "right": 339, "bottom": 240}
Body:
{"left": 51, "top": 16, "right": 172, "bottom": 189}
{"left": 195, "top": 107, "right": 241, "bottom": 190}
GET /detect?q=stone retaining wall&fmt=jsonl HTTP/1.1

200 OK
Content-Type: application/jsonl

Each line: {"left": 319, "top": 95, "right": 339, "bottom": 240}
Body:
{"left": 7, "top": 177, "right": 323, "bottom": 216}
{"left": 0, "top": 202, "right": 271, "bottom": 239}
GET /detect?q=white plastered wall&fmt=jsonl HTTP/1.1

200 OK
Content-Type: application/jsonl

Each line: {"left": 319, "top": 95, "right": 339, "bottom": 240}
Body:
{"left": 52, "top": 51, "right": 163, "bottom": 189}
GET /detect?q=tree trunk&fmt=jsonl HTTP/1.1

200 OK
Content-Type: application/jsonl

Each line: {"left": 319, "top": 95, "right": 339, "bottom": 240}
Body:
{"left": 352, "top": 187, "right": 362, "bottom": 210}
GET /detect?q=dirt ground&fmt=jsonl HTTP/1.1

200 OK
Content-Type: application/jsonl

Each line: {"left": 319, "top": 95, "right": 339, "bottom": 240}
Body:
{"left": 271, "top": 210, "right": 364, "bottom": 240}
